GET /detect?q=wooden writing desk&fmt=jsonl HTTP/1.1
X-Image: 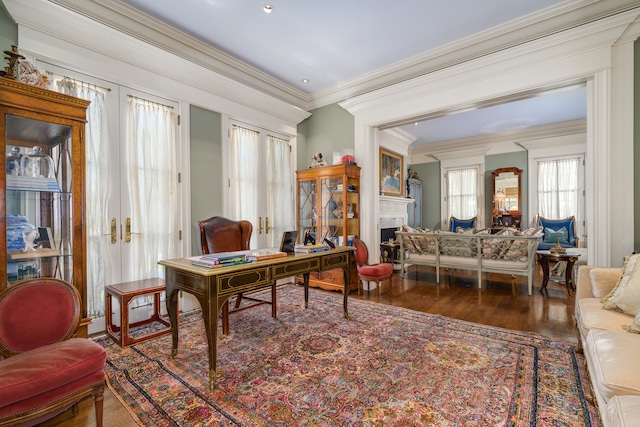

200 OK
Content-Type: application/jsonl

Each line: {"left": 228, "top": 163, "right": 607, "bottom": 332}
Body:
{"left": 159, "top": 247, "right": 353, "bottom": 389}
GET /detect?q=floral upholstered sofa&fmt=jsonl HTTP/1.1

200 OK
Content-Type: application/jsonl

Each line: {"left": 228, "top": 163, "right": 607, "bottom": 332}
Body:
{"left": 396, "top": 225, "right": 543, "bottom": 295}
{"left": 575, "top": 260, "right": 640, "bottom": 427}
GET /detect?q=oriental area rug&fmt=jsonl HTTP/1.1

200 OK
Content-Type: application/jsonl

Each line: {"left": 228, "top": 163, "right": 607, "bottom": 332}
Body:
{"left": 97, "top": 284, "right": 601, "bottom": 426}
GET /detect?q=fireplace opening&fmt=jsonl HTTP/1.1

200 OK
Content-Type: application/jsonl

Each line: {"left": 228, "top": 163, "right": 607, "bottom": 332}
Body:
{"left": 380, "top": 227, "right": 398, "bottom": 244}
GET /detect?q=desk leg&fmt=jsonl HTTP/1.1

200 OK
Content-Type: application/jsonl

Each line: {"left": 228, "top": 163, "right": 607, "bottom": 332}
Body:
{"left": 303, "top": 272, "right": 309, "bottom": 308}
{"left": 205, "top": 296, "right": 221, "bottom": 390}
{"left": 342, "top": 265, "right": 350, "bottom": 320}
{"left": 165, "top": 283, "right": 180, "bottom": 358}
{"left": 539, "top": 257, "right": 550, "bottom": 293}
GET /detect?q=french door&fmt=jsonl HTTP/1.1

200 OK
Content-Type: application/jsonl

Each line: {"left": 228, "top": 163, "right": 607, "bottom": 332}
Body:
{"left": 45, "top": 63, "right": 183, "bottom": 325}
{"left": 228, "top": 121, "right": 295, "bottom": 250}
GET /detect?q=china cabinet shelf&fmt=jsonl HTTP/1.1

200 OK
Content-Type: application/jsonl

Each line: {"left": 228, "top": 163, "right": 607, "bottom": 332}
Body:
{"left": 8, "top": 248, "right": 62, "bottom": 260}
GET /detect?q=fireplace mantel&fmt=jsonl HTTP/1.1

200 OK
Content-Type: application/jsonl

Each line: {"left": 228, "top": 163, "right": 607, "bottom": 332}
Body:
{"left": 379, "top": 195, "right": 413, "bottom": 229}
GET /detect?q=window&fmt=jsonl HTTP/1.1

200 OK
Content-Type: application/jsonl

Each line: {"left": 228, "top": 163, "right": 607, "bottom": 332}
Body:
{"left": 444, "top": 166, "right": 481, "bottom": 223}
{"left": 228, "top": 122, "right": 294, "bottom": 249}
{"left": 537, "top": 157, "right": 581, "bottom": 219}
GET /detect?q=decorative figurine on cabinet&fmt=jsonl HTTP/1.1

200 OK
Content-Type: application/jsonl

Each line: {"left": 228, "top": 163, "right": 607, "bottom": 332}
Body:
{"left": 310, "top": 152, "right": 327, "bottom": 168}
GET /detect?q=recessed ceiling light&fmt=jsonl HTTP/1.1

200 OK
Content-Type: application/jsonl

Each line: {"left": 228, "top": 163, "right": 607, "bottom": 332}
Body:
{"left": 414, "top": 122, "right": 419, "bottom": 126}
{"left": 263, "top": 4, "right": 274, "bottom": 14}
{"left": 301, "top": 79, "right": 310, "bottom": 83}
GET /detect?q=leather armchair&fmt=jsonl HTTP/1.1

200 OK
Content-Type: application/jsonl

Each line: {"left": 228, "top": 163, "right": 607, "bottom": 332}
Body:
{"left": 536, "top": 215, "right": 579, "bottom": 250}
{"left": 0, "top": 278, "right": 106, "bottom": 427}
{"left": 197, "top": 216, "right": 277, "bottom": 335}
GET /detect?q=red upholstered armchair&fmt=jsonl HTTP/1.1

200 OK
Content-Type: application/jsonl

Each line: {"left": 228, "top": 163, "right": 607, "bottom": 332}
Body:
{"left": 197, "top": 216, "right": 277, "bottom": 336}
{"left": 354, "top": 239, "right": 394, "bottom": 295}
{"left": 0, "top": 278, "right": 106, "bottom": 427}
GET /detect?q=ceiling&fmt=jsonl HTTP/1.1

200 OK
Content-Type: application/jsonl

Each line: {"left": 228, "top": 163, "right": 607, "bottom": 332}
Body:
{"left": 96, "top": 0, "right": 614, "bottom": 145}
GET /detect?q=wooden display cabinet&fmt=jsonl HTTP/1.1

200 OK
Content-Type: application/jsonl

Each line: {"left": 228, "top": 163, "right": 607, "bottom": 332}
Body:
{"left": 0, "top": 78, "right": 90, "bottom": 336}
{"left": 296, "top": 163, "right": 360, "bottom": 292}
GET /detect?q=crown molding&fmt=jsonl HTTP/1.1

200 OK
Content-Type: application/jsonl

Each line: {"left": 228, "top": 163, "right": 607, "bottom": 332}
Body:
{"left": 20, "top": 0, "right": 639, "bottom": 113}
{"left": 309, "top": 0, "right": 640, "bottom": 109}
{"left": 381, "top": 128, "right": 416, "bottom": 145}
{"left": 5, "top": 0, "right": 311, "bottom": 127}
{"left": 46, "top": 0, "right": 312, "bottom": 109}
{"left": 339, "top": 7, "right": 638, "bottom": 127}
{"left": 407, "top": 120, "right": 586, "bottom": 164}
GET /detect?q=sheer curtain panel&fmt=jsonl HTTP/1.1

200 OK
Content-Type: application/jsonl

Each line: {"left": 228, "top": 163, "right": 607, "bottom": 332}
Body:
{"left": 126, "top": 96, "right": 180, "bottom": 280}
{"left": 447, "top": 168, "right": 478, "bottom": 220}
{"left": 55, "top": 77, "right": 110, "bottom": 317}
{"left": 537, "top": 157, "right": 580, "bottom": 219}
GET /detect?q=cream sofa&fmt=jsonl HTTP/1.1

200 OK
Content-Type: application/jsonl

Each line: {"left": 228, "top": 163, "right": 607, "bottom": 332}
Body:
{"left": 575, "top": 265, "right": 640, "bottom": 427}
{"left": 396, "top": 227, "right": 542, "bottom": 295}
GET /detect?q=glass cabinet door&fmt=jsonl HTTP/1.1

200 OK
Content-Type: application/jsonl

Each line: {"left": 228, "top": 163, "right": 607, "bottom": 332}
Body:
{"left": 321, "top": 176, "right": 343, "bottom": 243}
{"left": 5, "top": 114, "right": 74, "bottom": 285}
{"left": 298, "top": 179, "right": 317, "bottom": 243}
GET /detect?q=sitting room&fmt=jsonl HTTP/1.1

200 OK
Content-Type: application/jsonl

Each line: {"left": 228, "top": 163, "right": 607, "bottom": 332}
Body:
{"left": 1, "top": 0, "right": 639, "bottom": 426}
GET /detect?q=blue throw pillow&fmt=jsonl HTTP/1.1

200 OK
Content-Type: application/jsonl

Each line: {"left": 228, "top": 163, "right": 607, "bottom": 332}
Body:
{"left": 543, "top": 227, "right": 569, "bottom": 245}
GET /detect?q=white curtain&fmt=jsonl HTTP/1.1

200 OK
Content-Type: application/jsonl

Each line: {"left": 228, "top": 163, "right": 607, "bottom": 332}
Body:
{"left": 230, "top": 125, "right": 260, "bottom": 247}
{"left": 55, "top": 77, "right": 110, "bottom": 317}
{"left": 126, "top": 96, "right": 179, "bottom": 279}
{"left": 537, "top": 157, "right": 579, "bottom": 219}
{"left": 266, "top": 134, "right": 294, "bottom": 247}
{"left": 448, "top": 168, "right": 478, "bottom": 220}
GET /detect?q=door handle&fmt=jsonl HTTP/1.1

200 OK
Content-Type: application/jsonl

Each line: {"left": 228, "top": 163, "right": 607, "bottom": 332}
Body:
{"left": 125, "top": 217, "right": 142, "bottom": 243}
{"left": 101, "top": 218, "right": 117, "bottom": 244}
{"left": 258, "top": 216, "right": 264, "bottom": 234}
{"left": 266, "top": 216, "right": 274, "bottom": 234}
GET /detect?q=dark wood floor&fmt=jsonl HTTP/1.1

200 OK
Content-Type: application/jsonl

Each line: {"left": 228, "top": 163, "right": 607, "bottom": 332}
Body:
{"left": 40, "top": 265, "right": 578, "bottom": 426}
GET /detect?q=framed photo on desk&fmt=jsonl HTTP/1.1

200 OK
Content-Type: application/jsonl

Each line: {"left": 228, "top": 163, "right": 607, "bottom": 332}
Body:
{"left": 280, "top": 230, "right": 298, "bottom": 253}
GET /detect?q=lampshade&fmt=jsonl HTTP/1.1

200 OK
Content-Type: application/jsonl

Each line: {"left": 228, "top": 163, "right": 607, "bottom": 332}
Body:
{"left": 494, "top": 190, "right": 506, "bottom": 201}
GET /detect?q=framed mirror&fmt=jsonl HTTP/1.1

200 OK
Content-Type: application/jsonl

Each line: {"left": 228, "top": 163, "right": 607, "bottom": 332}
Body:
{"left": 492, "top": 167, "right": 522, "bottom": 228}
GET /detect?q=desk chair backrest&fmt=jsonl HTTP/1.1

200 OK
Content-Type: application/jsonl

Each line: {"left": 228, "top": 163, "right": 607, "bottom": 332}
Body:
{"left": 197, "top": 216, "right": 253, "bottom": 254}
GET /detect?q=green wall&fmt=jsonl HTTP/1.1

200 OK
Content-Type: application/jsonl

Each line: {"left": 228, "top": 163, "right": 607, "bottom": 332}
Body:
{"left": 485, "top": 151, "right": 528, "bottom": 228}
{"left": 410, "top": 151, "right": 528, "bottom": 230}
{"left": 635, "top": 38, "right": 640, "bottom": 250}
{"left": 409, "top": 162, "right": 441, "bottom": 229}
{"left": 189, "top": 105, "right": 222, "bottom": 255}
{"left": 296, "top": 103, "right": 354, "bottom": 170}
{"left": 0, "top": 5, "right": 17, "bottom": 50}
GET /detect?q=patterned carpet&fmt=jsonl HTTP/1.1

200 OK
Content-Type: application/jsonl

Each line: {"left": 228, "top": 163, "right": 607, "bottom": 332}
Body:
{"left": 98, "top": 284, "right": 600, "bottom": 426}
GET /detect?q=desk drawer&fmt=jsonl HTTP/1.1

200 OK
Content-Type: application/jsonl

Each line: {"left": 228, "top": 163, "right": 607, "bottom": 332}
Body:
{"left": 273, "top": 258, "right": 320, "bottom": 279}
{"left": 322, "top": 252, "right": 349, "bottom": 270}
{"left": 218, "top": 268, "right": 269, "bottom": 295}
{"left": 166, "top": 270, "right": 206, "bottom": 297}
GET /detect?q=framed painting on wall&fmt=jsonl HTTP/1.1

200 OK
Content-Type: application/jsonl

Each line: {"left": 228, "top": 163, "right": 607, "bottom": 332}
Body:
{"left": 379, "top": 148, "right": 403, "bottom": 196}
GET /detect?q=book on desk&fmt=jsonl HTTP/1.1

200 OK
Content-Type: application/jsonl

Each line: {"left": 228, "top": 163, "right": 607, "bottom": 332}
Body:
{"left": 245, "top": 250, "right": 288, "bottom": 262}
{"left": 294, "top": 243, "right": 330, "bottom": 253}
{"left": 192, "top": 251, "right": 250, "bottom": 268}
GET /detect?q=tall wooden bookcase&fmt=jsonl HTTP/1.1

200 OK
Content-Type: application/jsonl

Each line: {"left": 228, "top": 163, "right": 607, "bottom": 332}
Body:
{"left": 0, "top": 78, "right": 90, "bottom": 336}
{"left": 296, "top": 163, "right": 360, "bottom": 292}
